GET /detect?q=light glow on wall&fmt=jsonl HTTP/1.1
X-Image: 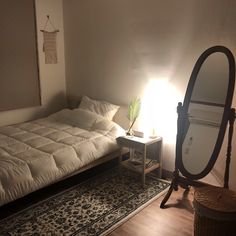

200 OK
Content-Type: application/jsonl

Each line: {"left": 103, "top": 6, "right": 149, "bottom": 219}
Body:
{"left": 139, "top": 78, "right": 181, "bottom": 144}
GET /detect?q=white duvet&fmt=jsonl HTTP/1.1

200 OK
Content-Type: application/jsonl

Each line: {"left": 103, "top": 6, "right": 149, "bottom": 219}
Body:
{"left": 0, "top": 109, "right": 124, "bottom": 206}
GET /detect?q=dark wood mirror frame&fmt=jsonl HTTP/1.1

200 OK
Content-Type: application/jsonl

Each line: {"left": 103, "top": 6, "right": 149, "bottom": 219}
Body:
{"left": 160, "top": 46, "right": 236, "bottom": 208}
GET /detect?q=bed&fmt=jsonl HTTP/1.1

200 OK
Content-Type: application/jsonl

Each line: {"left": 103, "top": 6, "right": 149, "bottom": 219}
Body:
{"left": 0, "top": 96, "right": 126, "bottom": 206}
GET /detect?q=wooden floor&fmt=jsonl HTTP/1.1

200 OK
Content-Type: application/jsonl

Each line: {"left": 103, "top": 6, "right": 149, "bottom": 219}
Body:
{"left": 110, "top": 187, "right": 194, "bottom": 236}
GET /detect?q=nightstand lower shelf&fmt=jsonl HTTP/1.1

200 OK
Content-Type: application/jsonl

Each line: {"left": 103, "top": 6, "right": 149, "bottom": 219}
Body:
{"left": 121, "top": 159, "right": 160, "bottom": 174}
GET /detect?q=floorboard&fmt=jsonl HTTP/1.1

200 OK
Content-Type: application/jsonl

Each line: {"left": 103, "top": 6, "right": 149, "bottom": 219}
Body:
{"left": 109, "top": 187, "right": 194, "bottom": 236}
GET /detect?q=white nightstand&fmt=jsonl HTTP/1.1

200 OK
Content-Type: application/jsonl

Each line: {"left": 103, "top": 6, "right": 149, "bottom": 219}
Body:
{"left": 116, "top": 135, "right": 162, "bottom": 187}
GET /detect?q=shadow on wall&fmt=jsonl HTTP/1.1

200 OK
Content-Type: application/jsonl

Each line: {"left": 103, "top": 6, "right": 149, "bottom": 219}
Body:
{"left": 46, "top": 91, "right": 67, "bottom": 113}
{"left": 28, "top": 91, "right": 67, "bottom": 121}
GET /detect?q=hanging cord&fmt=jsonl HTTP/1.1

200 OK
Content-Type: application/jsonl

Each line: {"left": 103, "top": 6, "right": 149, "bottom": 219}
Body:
{"left": 40, "top": 15, "right": 59, "bottom": 32}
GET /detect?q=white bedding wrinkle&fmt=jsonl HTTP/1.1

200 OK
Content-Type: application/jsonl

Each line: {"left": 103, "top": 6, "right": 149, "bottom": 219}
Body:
{"left": 0, "top": 109, "right": 125, "bottom": 206}
{"left": 71, "top": 108, "right": 103, "bottom": 130}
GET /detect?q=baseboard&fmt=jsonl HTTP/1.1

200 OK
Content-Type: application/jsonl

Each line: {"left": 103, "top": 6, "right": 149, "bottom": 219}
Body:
{"left": 161, "top": 169, "right": 173, "bottom": 180}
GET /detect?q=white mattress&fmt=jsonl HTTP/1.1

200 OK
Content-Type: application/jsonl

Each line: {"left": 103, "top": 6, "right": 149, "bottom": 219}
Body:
{"left": 0, "top": 109, "right": 124, "bottom": 206}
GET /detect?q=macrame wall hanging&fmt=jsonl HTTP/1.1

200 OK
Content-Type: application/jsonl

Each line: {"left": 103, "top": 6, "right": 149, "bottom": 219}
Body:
{"left": 40, "top": 15, "right": 59, "bottom": 64}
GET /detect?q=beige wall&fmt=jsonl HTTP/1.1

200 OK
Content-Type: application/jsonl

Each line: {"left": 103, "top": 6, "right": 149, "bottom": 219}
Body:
{"left": 0, "top": 0, "right": 234, "bottom": 189}
{"left": 0, "top": 0, "right": 66, "bottom": 127}
{"left": 63, "top": 0, "right": 236, "bottom": 189}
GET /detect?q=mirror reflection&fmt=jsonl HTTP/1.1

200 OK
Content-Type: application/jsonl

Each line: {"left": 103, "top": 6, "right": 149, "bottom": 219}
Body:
{"left": 182, "top": 52, "right": 229, "bottom": 175}
{"left": 191, "top": 53, "right": 229, "bottom": 105}
{"left": 182, "top": 104, "right": 224, "bottom": 175}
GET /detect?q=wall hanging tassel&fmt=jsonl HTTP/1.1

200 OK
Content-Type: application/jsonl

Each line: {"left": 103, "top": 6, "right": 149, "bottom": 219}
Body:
{"left": 40, "top": 15, "right": 59, "bottom": 64}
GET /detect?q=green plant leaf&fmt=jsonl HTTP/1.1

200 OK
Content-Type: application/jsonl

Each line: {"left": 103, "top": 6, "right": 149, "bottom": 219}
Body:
{"left": 127, "top": 98, "right": 141, "bottom": 122}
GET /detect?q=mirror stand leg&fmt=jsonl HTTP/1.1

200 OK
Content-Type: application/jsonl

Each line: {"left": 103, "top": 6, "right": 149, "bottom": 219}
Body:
{"left": 224, "top": 108, "right": 235, "bottom": 188}
{"left": 160, "top": 170, "right": 179, "bottom": 208}
{"left": 160, "top": 180, "right": 175, "bottom": 208}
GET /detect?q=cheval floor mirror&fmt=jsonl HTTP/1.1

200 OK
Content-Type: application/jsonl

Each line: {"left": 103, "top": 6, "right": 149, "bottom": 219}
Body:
{"left": 160, "top": 46, "right": 236, "bottom": 235}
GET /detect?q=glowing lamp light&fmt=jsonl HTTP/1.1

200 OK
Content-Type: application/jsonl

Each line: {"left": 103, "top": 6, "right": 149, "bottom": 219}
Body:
{"left": 139, "top": 78, "right": 181, "bottom": 144}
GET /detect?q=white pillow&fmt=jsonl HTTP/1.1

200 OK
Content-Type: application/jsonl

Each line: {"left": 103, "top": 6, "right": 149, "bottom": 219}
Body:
{"left": 71, "top": 108, "right": 103, "bottom": 130}
{"left": 49, "top": 109, "right": 74, "bottom": 122}
{"left": 79, "top": 96, "right": 120, "bottom": 120}
{"left": 49, "top": 109, "right": 100, "bottom": 130}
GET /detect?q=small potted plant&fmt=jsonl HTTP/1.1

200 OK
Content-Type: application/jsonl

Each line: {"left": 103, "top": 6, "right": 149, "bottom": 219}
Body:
{"left": 126, "top": 97, "right": 141, "bottom": 136}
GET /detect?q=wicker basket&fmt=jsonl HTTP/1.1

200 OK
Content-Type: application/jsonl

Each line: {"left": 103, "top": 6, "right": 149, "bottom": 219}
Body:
{"left": 193, "top": 186, "right": 236, "bottom": 236}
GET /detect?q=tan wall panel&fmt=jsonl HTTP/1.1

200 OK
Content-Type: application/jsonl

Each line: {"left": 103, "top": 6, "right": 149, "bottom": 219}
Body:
{"left": 0, "top": 0, "right": 41, "bottom": 111}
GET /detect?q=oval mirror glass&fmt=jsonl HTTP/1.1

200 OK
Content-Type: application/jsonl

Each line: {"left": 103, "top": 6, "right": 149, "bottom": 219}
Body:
{"left": 178, "top": 46, "right": 235, "bottom": 179}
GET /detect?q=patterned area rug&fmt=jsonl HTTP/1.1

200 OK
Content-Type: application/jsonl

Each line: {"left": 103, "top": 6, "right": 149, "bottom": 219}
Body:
{"left": 0, "top": 167, "right": 170, "bottom": 236}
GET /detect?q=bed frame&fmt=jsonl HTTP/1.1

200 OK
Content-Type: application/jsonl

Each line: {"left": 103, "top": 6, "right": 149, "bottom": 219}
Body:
{"left": 0, "top": 96, "right": 128, "bottom": 217}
